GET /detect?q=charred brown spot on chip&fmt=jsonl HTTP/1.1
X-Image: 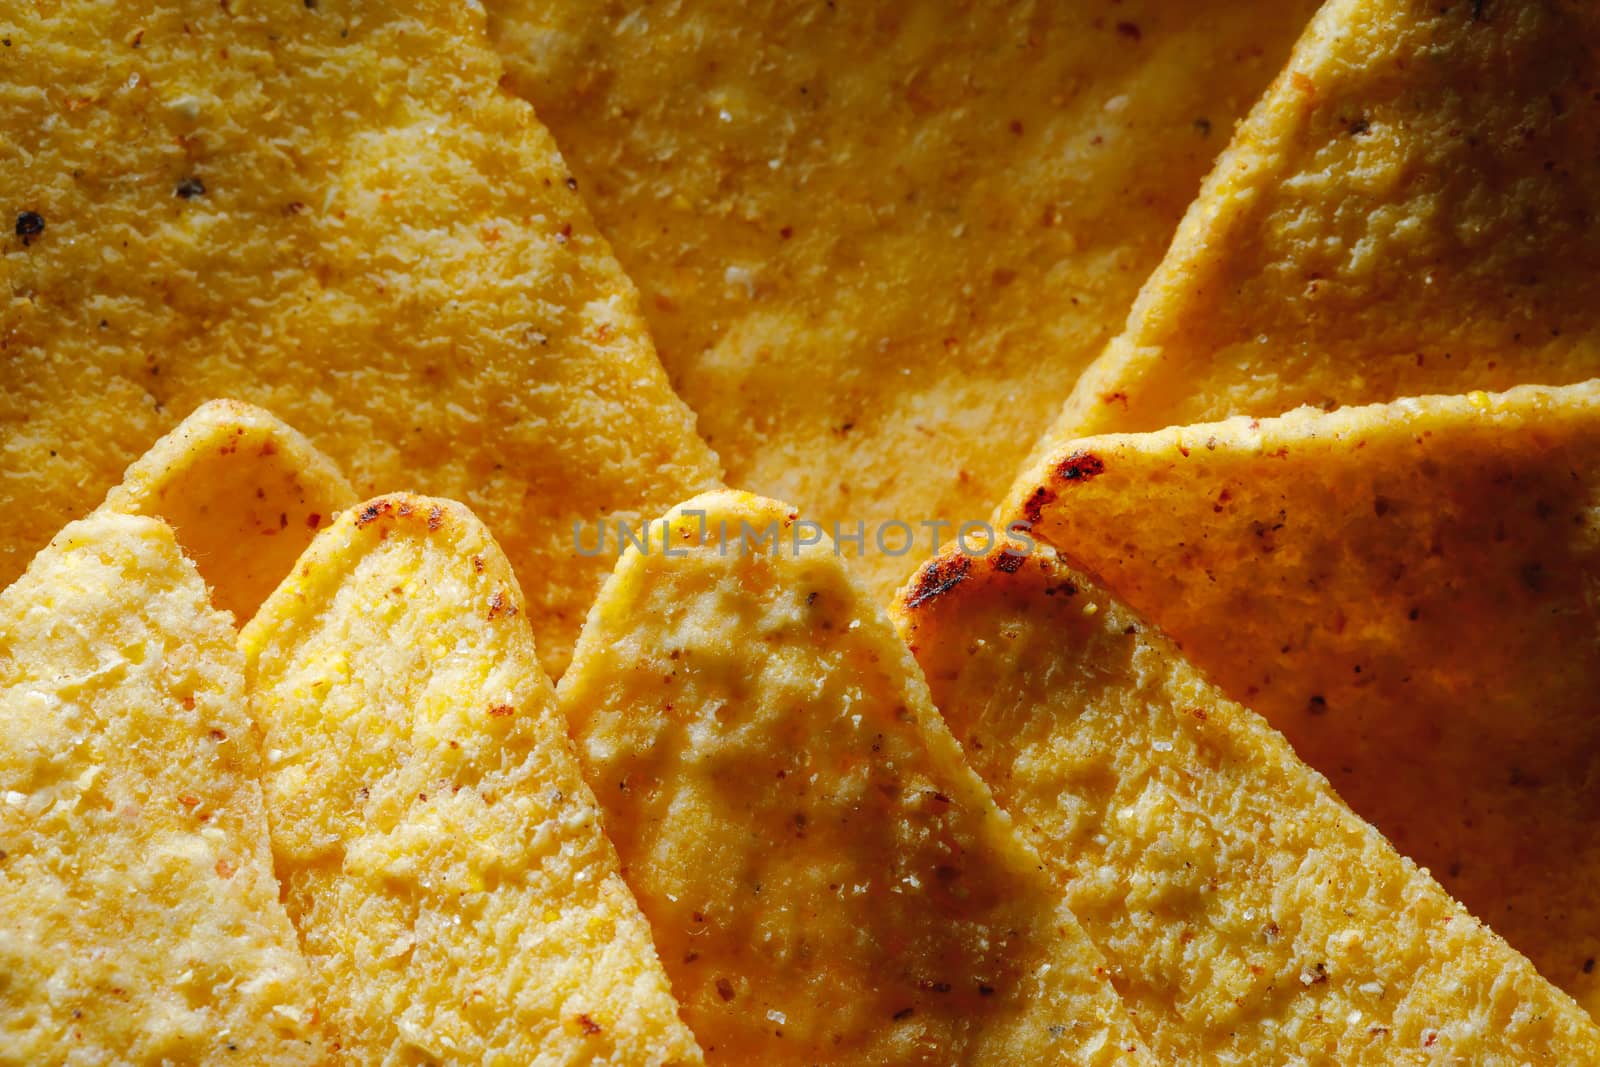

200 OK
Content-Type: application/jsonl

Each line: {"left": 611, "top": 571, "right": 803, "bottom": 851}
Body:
{"left": 427, "top": 505, "right": 444, "bottom": 531}
{"left": 1055, "top": 451, "right": 1106, "bottom": 484}
{"left": 1021, "top": 485, "right": 1057, "bottom": 526}
{"left": 14, "top": 209, "right": 43, "bottom": 243}
{"left": 905, "top": 555, "right": 973, "bottom": 611}
{"left": 355, "top": 500, "right": 393, "bottom": 528}
{"left": 992, "top": 550, "right": 1026, "bottom": 574}
{"left": 488, "top": 704, "right": 515, "bottom": 718}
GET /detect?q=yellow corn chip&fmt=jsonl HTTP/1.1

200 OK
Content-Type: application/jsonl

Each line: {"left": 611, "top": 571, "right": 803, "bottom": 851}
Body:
{"left": 0, "top": 0, "right": 720, "bottom": 676}
{"left": 1039, "top": 0, "right": 1600, "bottom": 448}
{"left": 0, "top": 513, "right": 321, "bottom": 1064}
{"left": 96, "top": 399, "right": 356, "bottom": 624}
{"left": 1000, "top": 381, "right": 1600, "bottom": 1011}
{"left": 240, "top": 494, "right": 702, "bottom": 1065}
{"left": 558, "top": 490, "right": 1152, "bottom": 1065}
{"left": 489, "top": 0, "right": 1318, "bottom": 601}
{"left": 900, "top": 543, "right": 1600, "bottom": 1062}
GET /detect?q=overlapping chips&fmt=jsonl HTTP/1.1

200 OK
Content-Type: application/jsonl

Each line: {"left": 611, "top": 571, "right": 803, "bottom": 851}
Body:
{"left": 559, "top": 491, "right": 1152, "bottom": 1065}
{"left": 0, "top": 514, "right": 321, "bottom": 1063}
{"left": 1001, "top": 381, "right": 1600, "bottom": 1010}
{"left": 96, "top": 399, "right": 355, "bottom": 623}
{"left": 900, "top": 543, "right": 1600, "bottom": 1062}
{"left": 490, "top": 0, "right": 1318, "bottom": 600}
{"left": 240, "top": 495, "right": 702, "bottom": 1064}
{"left": 0, "top": 0, "right": 720, "bottom": 675}
{"left": 1036, "top": 0, "right": 1600, "bottom": 451}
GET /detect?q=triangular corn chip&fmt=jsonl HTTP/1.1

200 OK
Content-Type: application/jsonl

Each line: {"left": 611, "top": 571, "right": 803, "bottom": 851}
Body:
{"left": 488, "top": 0, "right": 1318, "bottom": 601}
{"left": 557, "top": 490, "right": 1153, "bottom": 1065}
{"left": 0, "top": 0, "right": 721, "bottom": 675}
{"left": 899, "top": 543, "right": 1600, "bottom": 1062}
{"left": 1038, "top": 0, "right": 1600, "bottom": 448}
{"left": 96, "top": 399, "right": 356, "bottom": 624}
{"left": 1000, "top": 381, "right": 1600, "bottom": 1010}
{"left": 240, "top": 494, "right": 702, "bottom": 1065}
{"left": 0, "top": 514, "right": 321, "bottom": 1063}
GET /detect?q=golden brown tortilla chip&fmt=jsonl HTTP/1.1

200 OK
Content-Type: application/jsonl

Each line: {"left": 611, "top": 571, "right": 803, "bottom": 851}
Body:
{"left": 1037, "top": 0, "right": 1600, "bottom": 449}
{"left": 0, "top": 0, "right": 720, "bottom": 676}
{"left": 900, "top": 543, "right": 1600, "bottom": 1062}
{"left": 240, "top": 494, "right": 702, "bottom": 1065}
{"left": 96, "top": 399, "right": 356, "bottom": 623}
{"left": 0, "top": 513, "right": 321, "bottom": 1064}
{"left": 1000, "top": 381, "right": 1600, "bottom": 1012}
{"left": 489, "top": 0, "right": 1318, "bottom": 601}
{"left": 557, "top": 490, "right": 1153, "bottom": 1065}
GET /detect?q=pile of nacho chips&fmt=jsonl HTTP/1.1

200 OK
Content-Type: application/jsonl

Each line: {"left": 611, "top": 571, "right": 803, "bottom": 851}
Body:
{"left": 3, "top": 0, "right": 1598, "bottom": 1062}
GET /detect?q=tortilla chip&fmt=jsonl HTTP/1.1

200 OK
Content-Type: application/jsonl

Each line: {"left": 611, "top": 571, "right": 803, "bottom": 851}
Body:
{"left": 95, "top": 399, "right": 356, "bottom": 624}
{"left": 557, "top": 490, "right": 1152, "bottom": 1065}
{"left": 900, "top": 543, "right": 1600, "bottom": 1062}
{"left": 0, "top": 0, "right": 721, "bottom": 676}
{"left": 0, "top": 513, "right": 321, "bottom": 1064}
{"left": 489, "top": 0, "right": 1318, "bottom": 602}
{"left": 239, "top": 494, "right": 701, "bottom": 1065}
{"left": 1001, "top": 381, "right": 1600, "bottom": 1011}
{"left": 1038, "top": 0, "right": 1600, "bottom": 449}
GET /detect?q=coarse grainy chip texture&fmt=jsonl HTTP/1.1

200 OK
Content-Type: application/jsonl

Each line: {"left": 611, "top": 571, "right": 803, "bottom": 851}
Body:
{"left": 1034, "top": 0, "right": 1600, "bottom": 454}
{"left": 240, "top": 495, "right": 703, "bottom": 1067}
{"left": 97, "top": 399, "right": 356, "bottom": 623}
{"left": 1003, "top": 382, "right": 1600, "bottom": 1013}
{"left": 0, "top": 0, "right": 721, "bottom": 676}
{"left": 899, "top": 544, "right": 1600, "bottom": 1063}
{"left": 0, "top": 513, "right": 321, "bottom": 1065}
{"left": 558, "top": 490, "right": 1152, "bottom": 1066}
{"left": 489, "top": 0, "right": 1319, "bottom": 602}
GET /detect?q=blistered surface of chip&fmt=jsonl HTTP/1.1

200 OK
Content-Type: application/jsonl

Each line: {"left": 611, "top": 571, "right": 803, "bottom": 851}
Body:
{"left": 559, "top": 490, "right": 1152, "bottom": 1065}
{"left": 1035, "top": 0, "right": 1600, "bottom": 454}
{"left": 98, "top": 399, "right": 356, "bottom": 623}
{"left": 0, "top": 514, "right": 321, "bottom": 1064}
{"left": 1003, "top": 381, "right": 1600, "bottom": 1012}
{"left": 490, "top": 0, "right": 1318, "bottom": 601}
{"left": 241, "top": 495, "right": 703, "bottom": 1066}
{"left": 900, "top": 543, "right": 1600, "bottom": 1062}
{"left": 0, "top": 0, "right": 721, "bottom": 675}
